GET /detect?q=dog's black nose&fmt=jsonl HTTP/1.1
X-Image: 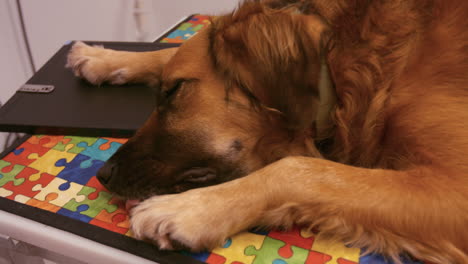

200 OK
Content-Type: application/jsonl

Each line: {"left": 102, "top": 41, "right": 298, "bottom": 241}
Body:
{"left": 97, "top": 161, "right": 118, "bottom": 185}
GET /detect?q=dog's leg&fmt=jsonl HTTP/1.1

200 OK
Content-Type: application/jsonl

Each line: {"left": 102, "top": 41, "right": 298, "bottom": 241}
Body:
{"left": 66, "top": 41, "right": 178, "bottom": 86}
{"left": 130, "top": 156, "right": 467, "bottom": 264}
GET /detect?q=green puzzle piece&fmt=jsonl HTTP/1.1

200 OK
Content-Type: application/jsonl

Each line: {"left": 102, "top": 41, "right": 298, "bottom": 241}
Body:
{"left": 63, "top": 186, "right": 117, "bottom": 218}
{"left": 191, "top": 24, "right": 204, "bottom": 31}
{"left": 178, "top": 22, "right": 192, "bottom": 30}
{"left": 245, "top": 237, "right": 309, "bottom": 264}
{"left": 0, "top": 160, "right": 25, "bottom": 187}
{"left": 53, "top": 136, "right": 99, "bottom": 154}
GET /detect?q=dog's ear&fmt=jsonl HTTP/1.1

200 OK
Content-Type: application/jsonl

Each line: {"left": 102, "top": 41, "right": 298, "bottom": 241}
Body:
{"left": 211, "top": 3, "right": 336, "bottom": 139}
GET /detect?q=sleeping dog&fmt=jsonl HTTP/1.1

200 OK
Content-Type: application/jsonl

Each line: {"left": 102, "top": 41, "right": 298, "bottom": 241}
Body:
{"left": 67, "top": 1, "right": 468, "bottom": 263}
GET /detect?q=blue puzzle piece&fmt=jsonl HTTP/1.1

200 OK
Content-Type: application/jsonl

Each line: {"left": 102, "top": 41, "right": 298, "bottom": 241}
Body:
{"left": 13, "top": 148, "right": 24, "bottom": 155}
{"left": 165, "top": 30, "right": 195, "bottom": 41}
{"left": 360, "top": 253, "right": 424, "bottom": 264}
{"left": 77, "top": 138, "right": 123, "bottom": 162}
{"left": 273, "top": 260, "right": 287, "bottom": 264}
{"left": 57, "top": 204, "right": 92, "bottom": 223}
{"left": 58, "top": 181, "right": 71, "bottom": 191}
{"left": 182, "top": 251, "right": 210, "bottom": 263}
{"left": 55, "top": 154, "right": 104, "bottom": 185}
{"left": 223, "top": 238, "right": 232, "bottom": 248}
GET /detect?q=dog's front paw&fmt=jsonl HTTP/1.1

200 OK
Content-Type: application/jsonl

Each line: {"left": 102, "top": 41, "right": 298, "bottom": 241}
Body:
{"left": 130, "top": 191, "right": 226, "bottom": 251}
{"left": 130, "top": 185, "right": 257, "bottom": 252}
{"left": 66, "top": 41, "right": 129, "bottom": 85}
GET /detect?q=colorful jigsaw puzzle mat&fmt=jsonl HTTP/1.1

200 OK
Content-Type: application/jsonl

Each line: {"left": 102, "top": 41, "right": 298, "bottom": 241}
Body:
{"left": 159, "top": 14, "right": 211, "bottom": 43}
{"left": 0, "top": 15, "right": 426, "bottom": 264}
{"left": 0, "top": 135, "right": 424, "bottom": 264}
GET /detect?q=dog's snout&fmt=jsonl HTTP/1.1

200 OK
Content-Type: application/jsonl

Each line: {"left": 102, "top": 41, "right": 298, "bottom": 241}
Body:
{"left": 97, "top": 161, "right": 118, "bottom": 185}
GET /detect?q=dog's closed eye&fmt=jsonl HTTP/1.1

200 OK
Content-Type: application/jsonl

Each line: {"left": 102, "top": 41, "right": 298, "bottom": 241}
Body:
{"left": 180, "top": 167, "right": 217, "bottom": 183}
{"left": 164, "top": 79, "right": 185, "bottom": 99}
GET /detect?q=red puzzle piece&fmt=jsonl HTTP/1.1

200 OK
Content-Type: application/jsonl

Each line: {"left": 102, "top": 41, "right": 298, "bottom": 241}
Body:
{"left": 27, "top": 135, "right": 68, "bottom": 148}
{"left": 101, "top": 137, "right": 128, "bottom": 147}
{"left": 90, "top": 215, "right": 128, "bottom": 234}
{"left": 306, "top": 250, "right": 333, "bottom": 264}
{"left": 338, "top": 258, "right": 359, "bottom": 264}
{"left": 2, "top": 168, "right": 54, "bottom": 200}
{"left": 3, "top": 142, "right": 50, "bottom": 166}
{"left": 269, "top": 226, "right": 315, "bottom": 258}
{"left": 92, "top": 197, "right": 129, "bottom": 234}
{"left": 85, "top": 177, "right": 109, "bottom": 200}
{"left": 205, "top": 253, "right": 227, "bottom": 264}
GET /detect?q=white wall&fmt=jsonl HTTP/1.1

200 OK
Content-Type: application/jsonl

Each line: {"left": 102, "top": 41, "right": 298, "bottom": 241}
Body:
{"left": 19, "top": 0, "right": 240, "bottom": 71}
{"left": 21, "top": 0, "right": 139, "bottom": 69}
{"left": 1, "top": 0, "right": 32, "bottom": 105}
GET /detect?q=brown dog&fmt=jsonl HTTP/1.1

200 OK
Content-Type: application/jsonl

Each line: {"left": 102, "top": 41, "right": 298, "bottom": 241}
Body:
{"left": 66, "top": 0, "right": 468, "bottom": 263}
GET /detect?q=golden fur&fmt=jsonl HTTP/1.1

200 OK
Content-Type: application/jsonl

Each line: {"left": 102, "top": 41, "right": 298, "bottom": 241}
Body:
{"left": 67, "top": 1, "right": 468, "bottom": 263}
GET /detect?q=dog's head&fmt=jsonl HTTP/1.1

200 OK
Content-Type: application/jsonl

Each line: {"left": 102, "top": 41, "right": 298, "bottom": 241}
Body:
{"left": 97, "top": 2, "right": 337, "bottom": 199}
